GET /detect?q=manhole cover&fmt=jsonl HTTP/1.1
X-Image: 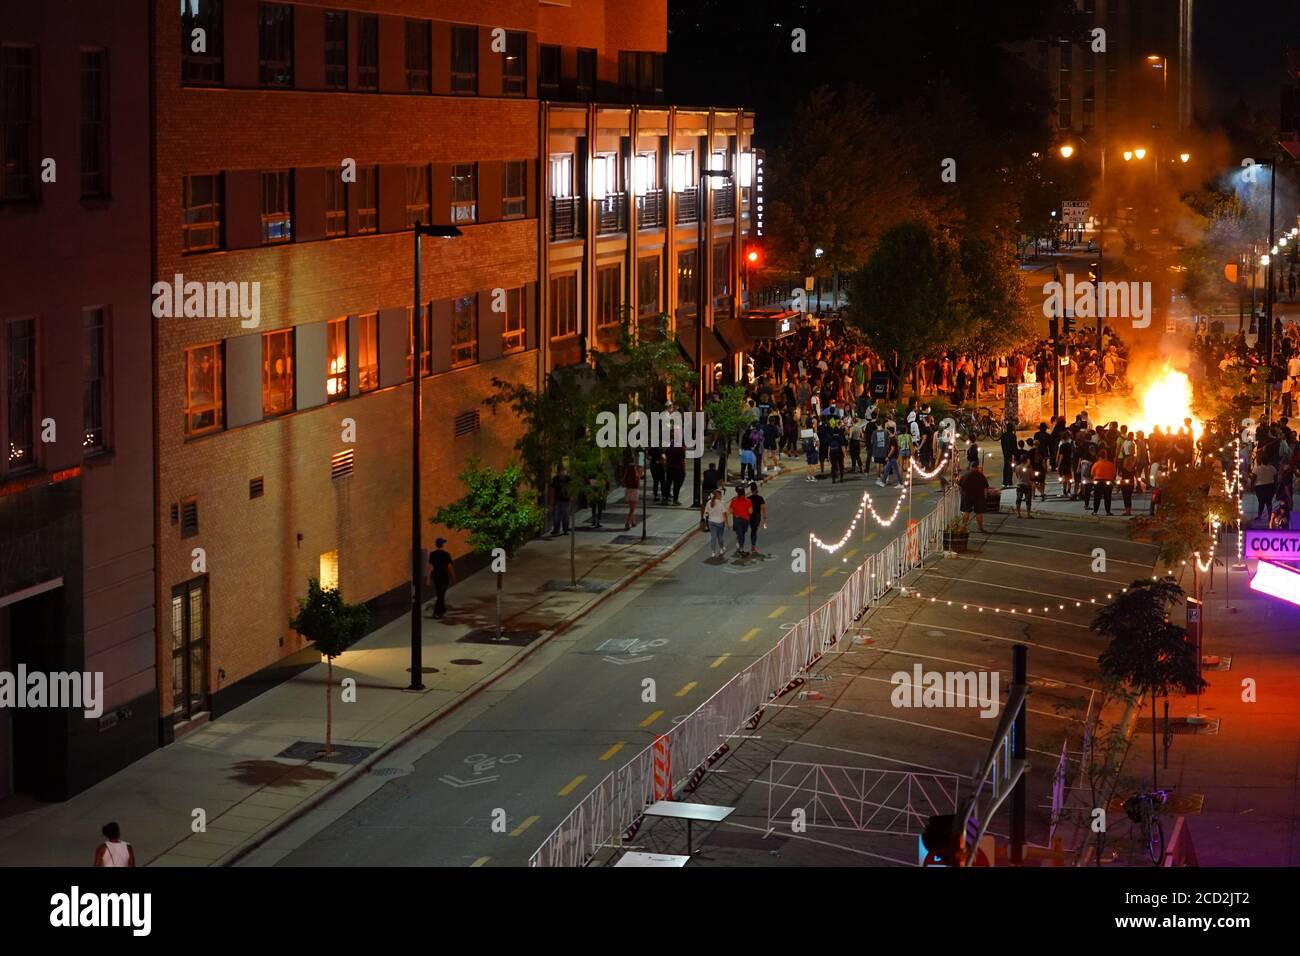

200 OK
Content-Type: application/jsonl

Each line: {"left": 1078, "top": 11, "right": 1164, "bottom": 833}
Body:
{"left": 406, "top": 666, "right": 439, "bottom": 674}
{"left": 449, "top": 658, "right": 483, "bottom": 666}
{"left": 1134, "top": 717, "right": 1221, "bottom": 736}
{"left": 458, "top": 628, "right": 542, "bottom": 647}
{"left": 276, "top": 741, "right": 378, "bottom": 765}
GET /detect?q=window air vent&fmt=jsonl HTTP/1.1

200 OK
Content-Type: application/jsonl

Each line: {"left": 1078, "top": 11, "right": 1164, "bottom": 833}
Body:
{"left": 180, "top": 499, "right": 199, "bottom": 538}
{"left": 453, "top": 409, "right": 481, "bottom": 438}
{"left": 250, "top": 476, "right": 264, "bottom": 499}
{"left": 331, "top": 449, "right": 355, "bottom": 479}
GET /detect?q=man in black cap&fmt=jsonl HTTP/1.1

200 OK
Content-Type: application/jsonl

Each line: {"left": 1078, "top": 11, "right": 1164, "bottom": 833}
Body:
{"left": 427, "top": 537, "right": 457, "bottom": 619}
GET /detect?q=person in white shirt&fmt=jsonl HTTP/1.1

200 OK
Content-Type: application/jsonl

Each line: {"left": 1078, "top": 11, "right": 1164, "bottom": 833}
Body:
{"left": 94, "top": 821, "right": 136, "bottom": 867}
{"left": 701, "top": 488, "right": 731, "bottom": 558}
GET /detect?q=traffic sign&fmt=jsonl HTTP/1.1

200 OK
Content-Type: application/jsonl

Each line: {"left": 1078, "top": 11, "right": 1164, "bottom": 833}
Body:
{"left": 1062, "top": 201, "right": 1089, "bottom": 225}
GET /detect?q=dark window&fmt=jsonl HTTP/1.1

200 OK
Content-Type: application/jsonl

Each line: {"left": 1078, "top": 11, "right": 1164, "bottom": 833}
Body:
{"left": 357, "top": 14, "right": 378, "bottom": 90}
{"left": 183, "top": 173, "right": 223, "bottom": 252}
{"left": 83, "top": 308, "right": 108, "bottom": 453}
{"left": 451, "top": 26, "right": 477, "bottom": 93}
{"left": 258, "top": 3, "right": 294, "bottom": 88}
{"left": 325, "top": 171, "right": 346, "bottom": 236}
{"left": 712, "top": 241, "right": 732, "bottom": 316}
{"left": 1057, "top": 39, "right": 1072, "bottom": 130}
{"left": 405, "top": 19, "right": 431, "bottom": 93}
{"left": 451, "top": 163, "right": 476, "bottom": 223}
{"left": 80, "top": 50, "right": 109, "bottom": 198}
{"left": 4, "top": 317, "right": 36, "bottom": 471}
{"left": 502, "top": 287, "right": 525, "bottom": 353}
{"left": 326, "top": 317, "right": 347, "bottom": 400}
{"left": 407, "top": 303, "right": 431, "bottom": 376}
{"left": 405, "top": 164, "right": 430, "bottom": 227}
{"left": 596, "top": 265, "right": 620, "bottom": 328}
{"left": 260, "top": 170, "right": 292, "bottom": 244}
{"left": 0, "top": 44, "right": 37, "bottom": 201}
{"left": 618, "top": 50, "right": 664, "bottom": 103}
{"left": 356, "top": 312, "right": 378, "bottom": 392}
{"left": 184, "top": 342, "right": 222, "bottom": 435}
{"left": 502, "top": 31, "right": 526, "bottom": 96}
{"left": 451, "top": 295, "right": 478, "bottom": 367}
{"left": 677, "top": 249, "right": 698, "bottom": 311}
{"left": 576, "top": 48, "right": 596, "bottom": 100}
{"left": 324, "top": 10, "right": 348, "bottom": 90}
{"left": 353, "top": 164, "right": 377, "bottom": 234}
{"left": 638, "top": 256, "right": 660, "bottom": 317}
{"left": 550, "top": 273, "right": 578, "bottom": 338}
{"left": 503, "top": 160, "right": 527, "bottom": 219}
{"left": 539, "top": 44, "right": 560, "bottom": 99}
{"left": 262, "top": 329, "right": 294, "bottom": 416}
{"left": 181, "top": 0, "right": 223, "bottom": 86}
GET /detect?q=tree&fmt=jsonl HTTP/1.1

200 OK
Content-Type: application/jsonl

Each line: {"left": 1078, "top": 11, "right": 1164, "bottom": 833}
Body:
{"left": 289, "top": 578, "right": 369, "bottom": 758}
{"left": 703, "top": 384, "right": 750, "bottom": 479}
{"left": 847, "top": 221, "right": 966, "bottom": 393}
{"left": 955, "top": 236, "right": 1033, "bottom": 399}
{"left": 432, "top": 459, "right": 544, "bottom": 641}
{"left": 1130, "top": 461, "right": 1229, "bottom": 567}
{"left": 1092, "top": 578, "right": 1207, "bottom": 788}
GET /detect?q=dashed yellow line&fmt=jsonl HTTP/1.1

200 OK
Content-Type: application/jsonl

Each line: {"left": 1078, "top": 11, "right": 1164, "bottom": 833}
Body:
{"left": 675, "top": 681, "right": 697, "bottom": 697}
{"left": 640, "top": 709, "right": 664, "bottom": 727}
{"left": 710, "top": 653, "right": 731, "bottom": 668}
{"left": 797, "top": 585, "right": 815, "bottom": 597}
{"left": 843, "top": 548, "right": 858, "bottom": 560}
{"left": 768, "top": 605, "right": 789, "bottom": 619}
{"left": 740, "top": 627, "right": 761, "bottom": 643}
{"left": 600, "top": 741, "right": 626, "bottom": 761}
{"left": 822, "top": 567, "right": 840, "bottom": 577}
{"left": 509, "top": 815, "right": 541, "bottom": 837}
{"left": 558, "top": 774, "right": 587, "bottom": 796}
{"left": 864, "top": 531, "right": 879, "bottom": 542}
{"left": 471, "top": 856, "right": 490, "bottom": 867}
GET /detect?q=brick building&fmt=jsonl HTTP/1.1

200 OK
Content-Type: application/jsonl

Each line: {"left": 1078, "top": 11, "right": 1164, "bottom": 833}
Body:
{"left": 0, "top": 1, "right": 157, "bottom": 800}
{"left": 152, "top": 0, "right": 755, "bottom": 747}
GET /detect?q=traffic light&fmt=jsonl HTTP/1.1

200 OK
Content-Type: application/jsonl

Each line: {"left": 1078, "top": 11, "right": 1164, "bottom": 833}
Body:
{"left": 745, "top": 244, "right": 762, "bottom": 267}
{"left": 1048, "top": 317, "right": 1059, "bottom": 342}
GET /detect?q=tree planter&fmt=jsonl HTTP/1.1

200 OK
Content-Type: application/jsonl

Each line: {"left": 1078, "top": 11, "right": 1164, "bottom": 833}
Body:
{"left": 943, "top": 530, "right": 969, "bottom": 553}
{"left": 984, "top": 488, "right": 1004, "bottom": 514}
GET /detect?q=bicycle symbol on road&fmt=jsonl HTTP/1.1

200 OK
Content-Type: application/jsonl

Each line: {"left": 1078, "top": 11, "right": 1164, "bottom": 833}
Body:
{"left": 440, "top": 752, "right": 522, "bottom": 788}
{"left": 598, "top": 637, "right": 668, "bottom": 665}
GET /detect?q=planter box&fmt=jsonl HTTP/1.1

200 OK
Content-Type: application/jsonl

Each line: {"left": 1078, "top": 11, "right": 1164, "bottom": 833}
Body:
{"left": 943, "top": 530, "right": 969, "bottom": 553}
{"left": 984, "top": 488, "right": 1004, "bottom": 513}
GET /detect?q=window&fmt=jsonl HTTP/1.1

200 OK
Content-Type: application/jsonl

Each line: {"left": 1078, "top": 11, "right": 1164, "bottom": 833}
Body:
{"left": 451, "top": 295, "right": 478, "bottom": 366}
{"left": 258, "top": 3, "right": 294, "bottom": 88}
{"left": 260, "top": 170, "right": 292, "bottom": 244}
{"left": 502, "top": 287, "right": 525, "bottom": 353}
{"left": 184, "top": 342, "right": 222, "bottom": 436}
{"left": 634, "top": 152, "right": 656, "bottom": 195}
{"left": 356, "top": 312, "right": 378, "bottom": 392}
{"left": 405, "top": 164, "right": 430, "bottom": 227}
{"left": 325, "top": 172, "right": 346, "bottom": 236}
{"left": 5, "top": 317, "right": 36, "bottom": 471}
{"left": 262, "top": 329, "right": 294, "bottom": 416}
{"left": 1, "top": 44, "right": 37, "bottom": 201}
{"left": 638, "top": 256, "right": 660, "bottom": 317}
{"left": 550, "top": 273, "right": 577, "bottom": 339}
{"left": 407, "top": 303, "right": 431, "bottom": 377}
{"left": 319, "top": 550, "right": 339, "bottom": 591}
{"left": 80, "top": 50, "right": 109, "bottom": 198}
{"left": 324, "top": 10, "right": 348, "bottom": 90}
{"left": 326, "top": 317, "right": 347, "bottom": 400}
{"left": 539, "top": 44, "right": 560, "bottom": 99}
{"left": 502, "top": 31, "right": 526, "bottom": 96}
{"left": 450, "top": 163, "right": 476, "bottom": 223}
{"left": 677, "top": 249, "right": 698, "bottom": 310}
{"left": 592, "top": 152, "right": 617, "bottom": 199}
{"left": 357, "top": 14, "right": 378, "bottom": 90}
{"left": 1057, "top": 39, "right": 1072, "bottom": 130}
{"left": 353, "top": 164, "right": 377, "bottom": 234}
{"left": 503, "top": 160, "right": 527, "bottom": 219}
{"left": 596, "top": 265, "right": 620, "bottom": 328}
{"left": 405, "top": 19, "right": 431, "bottom": 93}
{"left": 713, "top": 241, "right": 732, "bottom": 316}
{"left": 451, "top": 26, "right": 477, "bottom": 93}
{"left": 672, "top": 151, "right": 694, "bottom": 192}
{"left": 83, "top": 308, "right": 108, "bottom": 452}
{"left": 181, "top": 0, "right": 223, "bottom": 86}
{"left": 550, "top": 153, "right": 573, "bottom": 198}
{"left": 576, "top": 48, "right": 596, "bottom": 100}
{"left": 183, "top": 173, "right": 223, "bottom": 252}
{"left": 618, "top": 51, "right": 664, "bottom": 103}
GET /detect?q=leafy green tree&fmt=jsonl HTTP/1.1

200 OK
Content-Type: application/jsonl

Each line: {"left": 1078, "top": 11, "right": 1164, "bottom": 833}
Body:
{"left": 593, "top": 312, "right": 695, "bottom": 414}
{"left": 289, "top": 578, "right": 369, "bottom": 757}
{"left": 955, "top": 236, "right": 1032, "bottom": 400}
{"left": 432, "top": 459, "right": 544, "bottom": 641}
{"left": 1092, "top": 579, "right": 1208, "bottom": 788}
{"left": 1130, "top": 461, "right": 1228, "bottom": 567}
{"left": 704, "top": 384, "right": 750, "bottom": 479}
{"left": 487, "top": 365, "right": 597, "bottom": 504}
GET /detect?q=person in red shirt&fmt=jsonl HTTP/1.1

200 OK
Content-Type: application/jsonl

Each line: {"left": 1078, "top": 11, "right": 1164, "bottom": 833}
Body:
{"left": 958, "top": 464, "right": 990, "bottom": 532}
{"left": 729, "top": 486, "right": 754, "bottom": 557}
{"left": 1089, "top": 450, "right": 1117, "bottom": 515}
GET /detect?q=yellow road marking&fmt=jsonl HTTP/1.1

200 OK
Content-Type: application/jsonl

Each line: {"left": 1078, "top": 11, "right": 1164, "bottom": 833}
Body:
{"left": 768, "top": 605, "right": 789, "bottom": 619}
{"left": 640, "top": 709, "right": 664, "bottom": 727}
{"left": 822, "top": 567, "right": 839, "bottom": 577}
{"left": 676, "top": 681, "right": 697, "bottom": 697}
{"left": 599, "top": 741, "right": 625, "bottom": 761}
{"left": 741, "top": 627, "right": 761, "bottom": 643}
{"left": 843, "top": 548, "right": 858, "bottom": 560}
{"left": 558, "top": 775, "right": 587, "bottom": 796}
{"left": 797, "top": 585, "right": 815, "bottom": 597}
{"left": 509, "top": 815, "right": 540, "bottom": 837}
{"left": 471, "top": 856, "right": 490, "bottom": 867}
{"left": 710, "top": 654, "right": 731, "bottom": 668}
{"left": 865, "top": 532, "right": 879, "bottom": 542}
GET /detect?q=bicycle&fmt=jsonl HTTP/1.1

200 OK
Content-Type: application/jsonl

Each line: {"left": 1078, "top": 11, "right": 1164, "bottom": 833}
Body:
{"left": 1124, "top": 788, "right": 1169, "bottom": 864}
{"left": 977, "top": 407, "right": 1005, "bottom": 439}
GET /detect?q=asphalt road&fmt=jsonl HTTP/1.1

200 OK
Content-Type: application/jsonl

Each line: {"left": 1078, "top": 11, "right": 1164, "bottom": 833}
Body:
{"left": 268, "top": 461, "right": 947, "bottom": 866}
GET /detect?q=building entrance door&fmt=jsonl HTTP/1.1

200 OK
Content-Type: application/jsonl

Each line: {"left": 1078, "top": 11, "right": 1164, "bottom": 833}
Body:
{"left": 170, "top": 579, "right": 209, "bottom": 720}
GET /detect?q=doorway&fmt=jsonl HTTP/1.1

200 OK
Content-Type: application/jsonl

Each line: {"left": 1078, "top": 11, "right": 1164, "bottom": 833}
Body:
{"left": 169, "top": 578, "right": 209, "bottom": 721}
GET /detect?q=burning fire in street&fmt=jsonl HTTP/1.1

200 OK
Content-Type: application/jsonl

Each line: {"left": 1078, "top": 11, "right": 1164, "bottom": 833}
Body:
{"left": 1140, "top": 366, "right": 1200, "bottom": 440}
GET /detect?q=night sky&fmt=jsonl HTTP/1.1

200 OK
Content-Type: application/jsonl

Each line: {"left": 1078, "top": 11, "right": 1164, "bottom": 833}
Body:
{"left": 1197, "top": 0, "right": 1300, "bottom": 120}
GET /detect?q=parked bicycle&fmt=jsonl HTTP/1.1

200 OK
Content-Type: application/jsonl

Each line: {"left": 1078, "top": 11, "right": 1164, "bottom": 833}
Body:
{"left": 1123, "top": 787, "right": 1169, "bottom": 865}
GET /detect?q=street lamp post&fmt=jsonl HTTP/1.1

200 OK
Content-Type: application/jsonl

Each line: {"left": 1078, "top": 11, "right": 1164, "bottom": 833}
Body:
{"left": 409, "top": 222, "right": 462, "bottom": 691}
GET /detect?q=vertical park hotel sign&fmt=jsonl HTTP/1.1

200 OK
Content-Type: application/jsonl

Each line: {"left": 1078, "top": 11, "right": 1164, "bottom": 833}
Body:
{"left": 753, "top": 149, "right": 764, "bottom": 238}
{"left": 1243, "top": 530, "right": 1300, "bottom": 561}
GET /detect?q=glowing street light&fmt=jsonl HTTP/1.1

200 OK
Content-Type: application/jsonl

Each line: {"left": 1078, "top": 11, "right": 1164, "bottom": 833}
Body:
{"left": 1179, "top": 152, "right": 1190, "bottom": 163}
{"left": 1122, "top": 150, "right": 1134, "bottom": 161}
{"left": 1134, "top": 148, "right": 1147, "bottom": 160}
{"left": 1261, "top": 254, "right": 1271, "bottom": 266}
{"left": 1059, "top": 144, "right": 1075, "bottom": 159}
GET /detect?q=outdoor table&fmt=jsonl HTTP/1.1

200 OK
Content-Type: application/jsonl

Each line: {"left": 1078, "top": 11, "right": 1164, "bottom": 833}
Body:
{"left": 641, "top": 800, "right": 734, "bottom": 855}
{"left": 615, "top": 851, "right": 691, "bottom": 867}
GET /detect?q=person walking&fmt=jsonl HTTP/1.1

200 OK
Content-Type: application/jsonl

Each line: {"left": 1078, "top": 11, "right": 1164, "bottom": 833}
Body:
{"left": 585, "top": 468, "right": 609, "bottom": 527}
{"left": 849, "top": 416, "right": 865, "bottom": 473}
{"left": 94, "top": 822, "right": 136, "bottom": 867}
{"left": 1117, "top": 430, "right": 1137, "bottom": 515}
{"left": 747, "top": 481, "right": 769, "bottom": 557}
{"left": 827, "top": 421, "right": 846, "bottom": 483}
{"left": 870, "top": 418, "right": 889, "bottom": 476}
{"left": 665, "top": 445, "right": 687, "bottom": 505}
{"left": 1254, "top": 460, "right": 1278, "bottom": 520}
{"left": 426, "top": 537, "right": 457, "bottom": 619}
{"left": 1014, "top": 456, "right": 1035, "bottom": 518}
{"left": 701, "top": 487, "right": 729, "bottom": 559}
{"left": 621, "top": 458, "right": 641, "bottom": 530}
{"left": 803, "top": 428, "right": 820, "bottom": 482}
{"left": 880, "top": 427, "right": 902, "bottom": 487}
{"left": 729, "top": 485, "right": 753, "bottom": 557}
{"left": 703, "top": 461, "right": 721, "bottom": 497}
{"left": 549, "top": 464, "right": 572, "bottom": 536}
{"left": 1090, "top": 449, "right": 1116, "bottom": 515}
{"left": 959, "top": 463, "right": 990, "bottom": 533}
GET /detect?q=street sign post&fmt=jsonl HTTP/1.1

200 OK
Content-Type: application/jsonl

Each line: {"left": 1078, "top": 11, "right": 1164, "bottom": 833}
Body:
{"left": 1062, "top": 201, "right": 1089, "bottom": 225}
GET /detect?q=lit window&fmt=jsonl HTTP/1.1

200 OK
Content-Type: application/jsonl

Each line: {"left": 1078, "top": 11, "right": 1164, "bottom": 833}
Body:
{"left": 356, "top": 312, "right": 378, "bottom": 392}
{"left": 451, "top": 295, "right": 478, "bottom": 366}
{"left": 319, "top": 550, "right": 339, "bottom": 591}
{"left": 451, "top": 164, "right": 476, "bottom": 223}
{"left": 262, "top": 329, "right": 294, "bottom": 416}
{"left": 184, "top": 342, "right": 222, "bottom": 435}
{"left": 502, "top": 287, "right": 525, "bottom": 353}
{"left": 326, "top": 318, "right": 347, "bottom": 400}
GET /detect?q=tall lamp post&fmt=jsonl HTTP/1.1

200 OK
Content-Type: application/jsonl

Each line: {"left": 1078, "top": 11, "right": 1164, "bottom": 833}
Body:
{"left": 409, "top": 221, "right": 462, "bottom": 691}
{"left": 691, "top": 166, "right": 734, "bottom": 507}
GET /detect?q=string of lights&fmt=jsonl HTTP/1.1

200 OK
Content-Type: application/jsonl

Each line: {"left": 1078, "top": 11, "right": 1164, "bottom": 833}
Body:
{"left": 909, "top": 449, "right": 953, "bottom": 480}
{"left": 810, "top": 471, "right": 913, "bottom": 553}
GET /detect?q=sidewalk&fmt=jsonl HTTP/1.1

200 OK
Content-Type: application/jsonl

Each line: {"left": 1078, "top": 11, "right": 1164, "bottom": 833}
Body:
{"left": 0, "top": 476, "right": 764, "bottom": 867}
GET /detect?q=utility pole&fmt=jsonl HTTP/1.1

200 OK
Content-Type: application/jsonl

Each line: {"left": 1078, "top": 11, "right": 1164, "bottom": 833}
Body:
{"left": 1265, "top": 156, "right": 1277, "bottom": 424}
{"left": 1010, "top": 643, "right": 1028, "bottom": 866}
